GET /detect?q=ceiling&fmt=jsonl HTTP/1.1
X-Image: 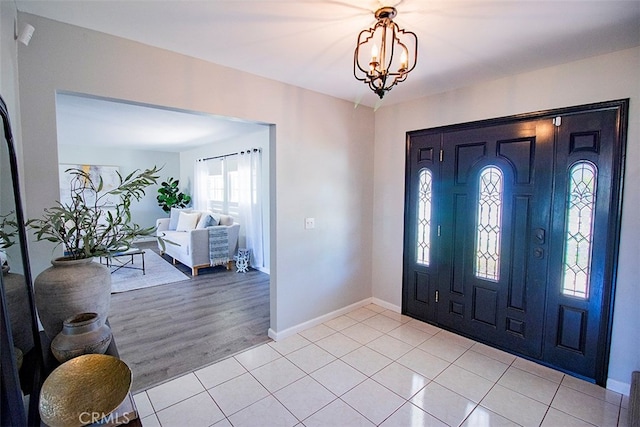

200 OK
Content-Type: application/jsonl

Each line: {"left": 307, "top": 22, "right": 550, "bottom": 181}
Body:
{"left": 55, "top": 92, "right": 267, "bottom": 151}
{"left": 16, "top": 0, "right": 640, "bottom": 149}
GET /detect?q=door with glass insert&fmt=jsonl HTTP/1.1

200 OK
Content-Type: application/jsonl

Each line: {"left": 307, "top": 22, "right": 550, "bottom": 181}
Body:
{"left": 436, "top": 120, "right": 554, "bottom": 358}
{"left": 402, "top": 132, "right": 440, "bottom": 322}
{"left": 543, "top": 108, "right": 623, "bottom": 381}
{"left": 403, "top": 100, "right": 627, "bottom": 384}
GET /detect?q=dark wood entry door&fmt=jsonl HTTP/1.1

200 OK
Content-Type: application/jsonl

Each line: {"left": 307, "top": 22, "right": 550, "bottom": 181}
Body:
{"left": 543, "top": 108, "right": 624, "bottom": 382}
{"left": 402, "top": 100, "right": 628, "bottom": 384}
{"left": 436, "top": 119, "right": 554, "bottom": 359}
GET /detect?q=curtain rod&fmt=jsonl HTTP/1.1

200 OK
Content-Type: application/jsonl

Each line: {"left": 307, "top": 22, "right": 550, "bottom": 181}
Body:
{"left": 198, "top": 148, "right": 261, "bottom": 162}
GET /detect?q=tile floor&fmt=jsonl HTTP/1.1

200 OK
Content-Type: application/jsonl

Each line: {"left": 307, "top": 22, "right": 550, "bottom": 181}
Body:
{"left": 133, "top": 304, "right": 630, "bottom": 427}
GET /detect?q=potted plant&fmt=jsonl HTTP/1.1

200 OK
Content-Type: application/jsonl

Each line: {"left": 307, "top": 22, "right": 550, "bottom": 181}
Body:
{"left": 0, "top": 211, "right": 17, "bottom": 250}
{"left": 1, "top": 212, "right": 17, "bottom": 273}
{"left": 156, "top": 177, "right": 191, "bottom": 213}
{"left": 27, "top": 166, "right": 161, "bottom": 338}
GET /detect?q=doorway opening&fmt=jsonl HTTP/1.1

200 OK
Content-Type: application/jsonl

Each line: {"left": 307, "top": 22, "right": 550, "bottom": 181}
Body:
{"left": 54, "top": 91, "right": 274, "bottom": 391}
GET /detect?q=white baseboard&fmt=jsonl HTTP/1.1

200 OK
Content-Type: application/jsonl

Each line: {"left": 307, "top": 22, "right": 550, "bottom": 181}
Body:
{"left": 268, "top": 297, "right": 374, "bottom": 341}
{"left": 607, "top": 378, "right": 631, "bottom": 396}
{"left": 371, "top": 297, "right": 401, "bottom": 313}
{"left": 135, "top": 236, "right": 157, "bottom": 243}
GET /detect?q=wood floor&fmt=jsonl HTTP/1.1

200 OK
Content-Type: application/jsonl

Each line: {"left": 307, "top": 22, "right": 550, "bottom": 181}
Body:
{"left": 108, "top": 242, "right": 270, "bottom": 392}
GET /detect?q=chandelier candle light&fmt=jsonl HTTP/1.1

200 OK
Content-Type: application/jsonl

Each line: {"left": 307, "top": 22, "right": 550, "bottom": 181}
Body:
{"left": 354, "top": 6, "right": 418, "bottom": 99}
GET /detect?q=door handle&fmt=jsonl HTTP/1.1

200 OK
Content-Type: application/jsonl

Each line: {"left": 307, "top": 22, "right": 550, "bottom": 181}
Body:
{"left": 534, "top": 228, "right": 545, "bottom": 245}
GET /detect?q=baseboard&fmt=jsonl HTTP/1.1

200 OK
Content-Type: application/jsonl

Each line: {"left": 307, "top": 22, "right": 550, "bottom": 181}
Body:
{"left": 607, "top": 378, "right": 631, "bottom": 396}
{"left": 371, "top": 297, "right": 401, "bottom": 313}
{"left": 134, "top": 236, "right": 157, "bottom": 243}
{"left": 268, "top": 297, "right": 374, "bottom": 341}
{"left": 254, "top": 266, "right": 270, "bottom": 274}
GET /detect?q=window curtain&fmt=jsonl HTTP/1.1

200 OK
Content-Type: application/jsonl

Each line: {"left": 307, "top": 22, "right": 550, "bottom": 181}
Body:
{"left": 238, "top": 149, "right": 264, "bottom": 269}
{"left": 193, "top": 159, "right": 209, "bottom": 211}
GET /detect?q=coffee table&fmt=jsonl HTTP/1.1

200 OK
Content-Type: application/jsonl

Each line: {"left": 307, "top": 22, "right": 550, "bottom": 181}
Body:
{"left": 100, "top": 247, "right": 146, "bottom": 275}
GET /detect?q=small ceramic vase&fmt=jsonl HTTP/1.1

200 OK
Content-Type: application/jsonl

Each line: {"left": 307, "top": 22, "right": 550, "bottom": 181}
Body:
{"left": 51, "top": 312, "right": 112, "bottom": 363}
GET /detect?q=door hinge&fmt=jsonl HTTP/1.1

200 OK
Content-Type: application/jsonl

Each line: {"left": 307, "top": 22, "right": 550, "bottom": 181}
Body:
{"left": 435, "top": 290, "right": 439, "bottom": 303}
{"left": 439, "top": 149, "right": 444, "bottom": 162}
{"left": 553, "top": 116, "right": 562, "bottom": 127}
{"left": 437, "top": 225, "right": 441, "bottom": 237}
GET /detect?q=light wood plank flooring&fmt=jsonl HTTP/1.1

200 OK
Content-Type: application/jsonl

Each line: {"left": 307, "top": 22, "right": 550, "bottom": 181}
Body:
{"left": 108, "top": 242, "right": 270, "bottom": 392}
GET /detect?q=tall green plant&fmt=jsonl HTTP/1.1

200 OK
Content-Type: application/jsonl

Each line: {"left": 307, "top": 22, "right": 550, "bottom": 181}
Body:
{"left": 156, "top": 177, "right": 191, "bottom": 213}
{"left": 27, "top": 166, "right": 161, "bottom": 259}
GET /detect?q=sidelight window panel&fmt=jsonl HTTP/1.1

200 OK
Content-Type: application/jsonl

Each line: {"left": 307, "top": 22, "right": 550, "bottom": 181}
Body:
{"left": 416, "top": 168, "right": 433, "bottom": 265}
{"left": 475, "top": 167, "right": 503, "bottom": 281}
{"left": 562, "top": 161, "right": 597, "bottom": 298}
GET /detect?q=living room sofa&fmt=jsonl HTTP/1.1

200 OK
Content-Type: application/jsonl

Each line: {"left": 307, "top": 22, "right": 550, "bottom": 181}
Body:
{"left": 156, "top": 209, "right": 240, "bottom": 276}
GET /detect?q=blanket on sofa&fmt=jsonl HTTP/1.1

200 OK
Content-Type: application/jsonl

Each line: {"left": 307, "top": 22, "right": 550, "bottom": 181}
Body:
{"left": 208, "top": 227, "right": 229, "bottom": 266}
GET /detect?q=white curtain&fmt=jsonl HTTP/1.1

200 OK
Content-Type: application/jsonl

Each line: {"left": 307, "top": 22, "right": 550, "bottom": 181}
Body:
{"left": 193, "top": 159, "right": 209, "bottom": 211}
{"left": 238, "top": 149, "right": 264, "bottom": 269}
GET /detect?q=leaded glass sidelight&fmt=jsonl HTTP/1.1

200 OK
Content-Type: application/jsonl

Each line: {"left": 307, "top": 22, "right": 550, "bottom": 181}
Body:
{"left": 562, "top": 161, "right": 597, "bottom": 298}
{"left": 475, "top": 167, "right": 503, "bottom": 281}
{"left": 416, "top": 169, "right": 432, "bottom": 265}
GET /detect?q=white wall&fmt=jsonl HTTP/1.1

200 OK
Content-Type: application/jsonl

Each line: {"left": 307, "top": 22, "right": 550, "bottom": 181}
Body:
{"left": 372, "top": 47, "right": 640, "bottom": 394}
{"left": 16, "top": 13, "right": 375, "bottom": 335}
{"left": 57, "top": 144, "right": 180, "bottom": 230}
{"left": 179, "top": 127, "right": 271, "bottom": 271}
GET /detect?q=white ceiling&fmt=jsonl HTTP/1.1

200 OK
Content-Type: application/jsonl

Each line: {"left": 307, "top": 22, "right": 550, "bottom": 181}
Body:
{"left": 16, "top": 0, "right": 640, "bottom": 149}
{"left": 55, "top": 92, "right": 267, "bottom": 151}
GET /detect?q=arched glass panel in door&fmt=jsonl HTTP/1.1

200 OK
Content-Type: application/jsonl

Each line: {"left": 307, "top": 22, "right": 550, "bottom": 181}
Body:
{"left": 562, "top": 161, "right": 597, "bottom": 298}
{"left": 416, "top": 168, "right": 432, "bottom": 266}
{"left": 475, "top": 166, "right": 503, "bottom": 281}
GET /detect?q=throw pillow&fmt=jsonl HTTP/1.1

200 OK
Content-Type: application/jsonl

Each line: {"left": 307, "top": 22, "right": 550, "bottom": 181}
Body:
{"left": 219, "top": 214, "right": 234, "bottom": 226}
{"left": 176, "top": 211, "right": 200, "bottom": 231}
{"left": 196, "top": 214, "right": 211, "bottom": 229}
{"left": 209, "top": 212, "right": 221, "bottom": 226}
{"left": 169, "top": 207, "right": 192, "bottom": 230}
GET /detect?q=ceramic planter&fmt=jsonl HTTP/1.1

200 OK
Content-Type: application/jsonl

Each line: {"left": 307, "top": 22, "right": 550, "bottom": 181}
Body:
{"left": 51, "top": 312, "right": 112, "bottom": 363}
{"left": 34, "top": 257, "right": 111, "bottom": 339}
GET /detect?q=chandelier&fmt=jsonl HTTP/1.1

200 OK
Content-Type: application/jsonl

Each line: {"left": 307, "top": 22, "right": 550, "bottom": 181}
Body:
{"left": 354, "top": 6, "right": 418, "bottom": 99}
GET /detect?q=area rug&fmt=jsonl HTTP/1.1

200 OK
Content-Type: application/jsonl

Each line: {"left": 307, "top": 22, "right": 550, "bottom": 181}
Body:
{"left": 99, "top": 250, "right": 190, "bottom": 293}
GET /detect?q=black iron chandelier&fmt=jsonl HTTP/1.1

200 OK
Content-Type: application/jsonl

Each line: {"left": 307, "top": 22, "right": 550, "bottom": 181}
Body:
{"left": 354, "top": 6, "right": 418, "bottom": 99}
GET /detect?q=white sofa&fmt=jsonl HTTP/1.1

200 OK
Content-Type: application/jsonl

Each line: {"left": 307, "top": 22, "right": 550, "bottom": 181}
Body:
{"left": 156, "top": 209, "right": 240, "bottom": 276}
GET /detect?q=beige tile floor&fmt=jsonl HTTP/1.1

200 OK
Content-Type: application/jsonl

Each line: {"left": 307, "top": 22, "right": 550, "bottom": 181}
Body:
{"left": 133, "top": 304, "right": 630, "bottom": 427}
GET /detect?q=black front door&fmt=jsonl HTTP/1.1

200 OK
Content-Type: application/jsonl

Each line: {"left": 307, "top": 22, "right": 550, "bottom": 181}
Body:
{"left": 436, "top": 119, "right": 554, "bottom": 359}
{"left": 402, "top": 100, "right": 627, "bottom": 384}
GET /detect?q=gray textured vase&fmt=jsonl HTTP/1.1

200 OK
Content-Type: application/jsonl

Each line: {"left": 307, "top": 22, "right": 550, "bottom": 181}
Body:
{"left": 51, "top": 312, "right": 112, "bottom": 363}
{"left": 34, "top": 257, "right": 111, "bottom": 339}
{"left": 3, "top": 272, "right": 35, "bottom": 354}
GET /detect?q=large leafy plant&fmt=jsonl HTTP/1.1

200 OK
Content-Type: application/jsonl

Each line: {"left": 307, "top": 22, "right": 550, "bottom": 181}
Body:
{"left": 156, "top": 177, "right": 191, "bottom": 213}
{"left": 27, "top": 166, "right": 161, "bottom": 260}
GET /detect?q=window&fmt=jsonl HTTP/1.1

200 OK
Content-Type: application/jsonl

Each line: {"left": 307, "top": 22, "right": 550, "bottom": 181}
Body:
{"left": 562, "top": 161, "right": 597, "bottom": 298}
{"left": 475, "top": 166, "right": 503, "bottom": 281}
{"left": 204, "top": 156, "right": 239, "bottom": 217}
{"left": 416, "top": 169, "right": 432, "bottom": 265}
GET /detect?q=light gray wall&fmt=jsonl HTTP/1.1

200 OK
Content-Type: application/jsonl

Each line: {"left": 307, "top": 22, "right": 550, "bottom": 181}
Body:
{"left": 179, "top": 127, "right": 271, "bottom": 271}
{"left": 57, "top": 144, "right": 180, "bottom": 230}
{"left": 16, "top": 13, "right": 375, "bottom": 335}
{"left": 1, "top": 3, "right": 21, "bottom": 155}
{"left": 372, "top": 47, "right": 640, "bottom": 394}
{"left": 1, "top": 3, "right": 25, "bottom": 274}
